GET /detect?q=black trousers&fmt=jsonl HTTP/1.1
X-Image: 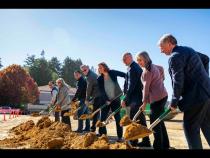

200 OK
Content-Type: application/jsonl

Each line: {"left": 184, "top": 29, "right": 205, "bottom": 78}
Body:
{"left": 183, "top": 99, "right": 210, "bottom": 149}
{"left": 61, "top": 110, "right": 71, "bottom": 130}
{"left": 150, "top": 96, "right": 170, "bottom": 149}
{"left": 90, "top": 97, "right": 103, "bottom": 132}
{"left": 54, "top": 112, "right": 60, "bottom": 122}
{"left": 99, "top": 98, "right": 123, "bottom": 138}
{"left": 129, "top": 102, "right": 150, "bottom": 145}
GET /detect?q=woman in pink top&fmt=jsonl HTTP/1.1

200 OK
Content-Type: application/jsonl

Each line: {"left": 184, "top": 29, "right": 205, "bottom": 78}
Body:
{"left": 136, "top": 51, "right": 170, "bottom": 149}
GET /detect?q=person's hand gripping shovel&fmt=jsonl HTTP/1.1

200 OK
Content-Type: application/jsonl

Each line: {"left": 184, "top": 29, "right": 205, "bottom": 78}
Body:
{"left": 79, "top": 93, "right": 123, "bottom": 120}
{"left": 63, "top": 100, "right": 80, "bottom": 117}
{"left": 120, "top": 106, "right": 144, "bottom": 127}
{"left": 96, "top": 106, "right": 122, "bottom": 127}
{"left": 124, "top": 108, "right": 174, "bottom": 141}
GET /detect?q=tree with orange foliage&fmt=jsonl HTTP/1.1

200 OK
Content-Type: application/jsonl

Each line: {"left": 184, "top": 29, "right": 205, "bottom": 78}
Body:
{"left": 0, "top": 64, "right": 39, "bottom": 107}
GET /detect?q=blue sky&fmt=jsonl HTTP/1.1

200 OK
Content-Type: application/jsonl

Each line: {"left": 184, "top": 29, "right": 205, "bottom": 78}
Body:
{"left": 0, "top": 9, "right": 210, "bottom": 100}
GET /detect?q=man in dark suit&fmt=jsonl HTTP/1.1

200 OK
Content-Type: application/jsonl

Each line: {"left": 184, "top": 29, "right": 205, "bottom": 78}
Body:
{"left": 121, "top": 52, "right": 151, "bottom": 147}
{"left": 72, "top": 70, "right": 90, "bottom": 133}
{"left": 158, "top": 34, "right": 210, "bottom": 149}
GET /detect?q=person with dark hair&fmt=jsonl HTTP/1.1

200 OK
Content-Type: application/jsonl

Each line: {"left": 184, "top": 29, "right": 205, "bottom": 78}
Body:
{"left": 158, "top": 33, "right": 210, "bottom": 149}
{"left": 121, "top": 52, "right": 151, "bottom": 147}
{"left": 97, "top": 62, "right": 126, "bottom": 142}
{"left": 80, "top": 65, "right": 103, "bottom": 134}
{"left": 48, "top": 81, "right": 59, "bottom": 122}
{"left": 136, "top": 52, "right": 170, "bottom": 149}
{"left": 72, "top": 70, "right": 90, "bottom": 133}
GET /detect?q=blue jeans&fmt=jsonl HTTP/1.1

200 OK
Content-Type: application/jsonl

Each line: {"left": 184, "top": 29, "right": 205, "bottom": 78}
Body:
{"left": 183, "top": 99, "right": 210, "bottom": 149}
{"left": 77, "top": 101, "right": 90, "bottom": 131}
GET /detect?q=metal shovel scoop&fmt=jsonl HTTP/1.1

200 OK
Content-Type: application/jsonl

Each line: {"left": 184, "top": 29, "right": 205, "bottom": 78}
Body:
{"left": 96, "top": 106, "right": 122, "bottom": 127}
{"left": 120, "top": 108, "right": 143, "bottom": 127}
{"left": 124, "top": 108, "right": 172, "bottom": 141}
{"left": 63, "top": 101, "right": 80, "bottom": 117}
{"left": 79, "top": 93, "right": 123, "bottom": 120}
{"left": 31, "top": 104, "right": 56, "bottom": 116}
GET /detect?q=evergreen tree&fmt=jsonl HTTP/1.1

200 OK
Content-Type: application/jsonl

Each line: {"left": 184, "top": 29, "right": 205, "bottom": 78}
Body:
{"left": 49, "top": 57, "right": 62, "bottom": 77}
{"left": 0, "top": 58, "right": 3, "bottom": 69}
{"left": 61, "top": 57, "right": 83, "bottom": 87}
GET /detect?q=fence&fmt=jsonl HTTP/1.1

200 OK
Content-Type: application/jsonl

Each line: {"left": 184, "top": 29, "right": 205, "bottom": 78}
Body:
{"left": 0, "top": 109, "right": 22, "bottom": 122}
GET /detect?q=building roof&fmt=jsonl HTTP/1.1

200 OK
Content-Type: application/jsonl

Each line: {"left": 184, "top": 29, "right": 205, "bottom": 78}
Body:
{"left": 38, "top": 85, "right": 76, "bottom": 95}
{"left": 38, "top": 85, "right": 76, "bottom": 104}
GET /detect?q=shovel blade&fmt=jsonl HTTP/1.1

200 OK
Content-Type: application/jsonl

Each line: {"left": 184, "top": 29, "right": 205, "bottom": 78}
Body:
{"left": 79, "top": 114, "right": 92, "bottom": 120}
{"left": 96, "top": 121, "right": 107, "bottom": 127}
{"left": 124, "top": 122, "right": 153, "bottom": 141}
{"left": 125, "top": 132, "right": 152, "bottom": 141}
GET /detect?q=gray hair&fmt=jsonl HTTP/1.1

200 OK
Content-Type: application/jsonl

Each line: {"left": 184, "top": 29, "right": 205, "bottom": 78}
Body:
{"left": 80, "top": 64, "right": 89, "bottom": 70}
{"left": 157, "top": 34, "right": 177, "bottom": 46}
{"left": 136, "top": 51, "right": 152, "bottom": 71}
{"left": 56, "top": 78, "right": 70, "bottom": 88}
{"left": 122, "top": 52, "right": 133, "bottom": 59}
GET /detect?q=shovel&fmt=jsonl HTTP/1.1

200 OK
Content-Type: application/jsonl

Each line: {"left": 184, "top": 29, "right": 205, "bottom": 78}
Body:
{"left": 124, "top": 108, "right": 172, "bottom": 141}
{"left": 96, "top": 106, "right": 122, "bottom": 127}
{"left": 120, "top": 108, "right": 143, "bottom": 127}
{"left": 30, "top": 104, "right": 56, "bottom": 116}
{"left": 79, "top": 93, "right": 123, "bottom": 120}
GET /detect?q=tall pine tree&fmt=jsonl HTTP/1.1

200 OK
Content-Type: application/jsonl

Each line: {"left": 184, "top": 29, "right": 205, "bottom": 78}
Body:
{"left": 0, "top": 58, "right": 3, "bottom": 69}
{"left": 61, "top": 57, "right": 83, "bottom": 87}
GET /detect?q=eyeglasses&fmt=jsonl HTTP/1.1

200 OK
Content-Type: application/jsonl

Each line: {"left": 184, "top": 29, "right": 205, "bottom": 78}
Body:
{"left": 82, "top": 69, "right": 87, "bottom": 72}
{"left": 57, "top": 82, "right": 62, "bottom": 84}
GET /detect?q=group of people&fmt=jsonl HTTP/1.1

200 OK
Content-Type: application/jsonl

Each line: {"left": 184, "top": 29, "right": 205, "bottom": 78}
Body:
{"left": 47, "top": 34, "right": 210, "bottom": 149}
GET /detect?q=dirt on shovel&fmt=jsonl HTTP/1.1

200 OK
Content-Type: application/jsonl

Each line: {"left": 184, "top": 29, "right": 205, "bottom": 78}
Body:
{"left": 124, "top": 122, "right": 153, "bottom": 141}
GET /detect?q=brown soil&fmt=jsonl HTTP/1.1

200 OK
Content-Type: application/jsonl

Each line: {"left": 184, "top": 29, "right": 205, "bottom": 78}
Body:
{"left": 30, "top": 112, "right": 40, "bottom": 117}
{"left": 0, "top": 116, "right": 128, "bottom": 149}
{"left": 120, "top": 115, "right": 132, "bottom": 127}
{"left": 124, "top": 122, "right": 153, "bottom": 140}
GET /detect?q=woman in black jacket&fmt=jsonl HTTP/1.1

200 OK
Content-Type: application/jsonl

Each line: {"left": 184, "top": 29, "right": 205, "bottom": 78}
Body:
{"left": 97, "top": 62, "right": 126, "bottom": 142}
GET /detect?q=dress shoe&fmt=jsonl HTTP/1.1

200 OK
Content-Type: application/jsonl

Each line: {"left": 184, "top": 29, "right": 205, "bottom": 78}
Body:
{"left": 137, "top": 141, "right": 151, "bottom": 147}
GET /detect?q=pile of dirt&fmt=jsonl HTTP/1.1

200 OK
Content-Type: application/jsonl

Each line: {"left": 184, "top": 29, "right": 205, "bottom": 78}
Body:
{"left": 89, "top": 134, "right": 109, "bottom": 149}
{"left": 10, "top": 120, "right": 35, "bottom": 135}
{"left": 36, "top": 116, "right": 52, "bottom": 129}
{"left": 0, "top": 116, "right": 133, "bottom": 149}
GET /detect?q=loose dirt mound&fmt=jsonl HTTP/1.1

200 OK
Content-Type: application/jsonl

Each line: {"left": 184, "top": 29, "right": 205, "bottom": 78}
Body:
{"left": 89, "top": 134, "right": 109, "bottom": 149}
{"left": 36, "top": 116, "right": 52, "bottom": 129}
{"left": 0, "top": 116, "right": 132, "bottom": 149}
{"left": 10, "top": 120, "right": 35, "bottom": 135}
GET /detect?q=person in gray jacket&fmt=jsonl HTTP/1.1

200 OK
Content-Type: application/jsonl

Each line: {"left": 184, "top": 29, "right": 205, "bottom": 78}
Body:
{"left": 80, "top": 65, "right": 103, "bottom": 134}
{"left": 55, "top": 78, "right": 71, "bottom": 128}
